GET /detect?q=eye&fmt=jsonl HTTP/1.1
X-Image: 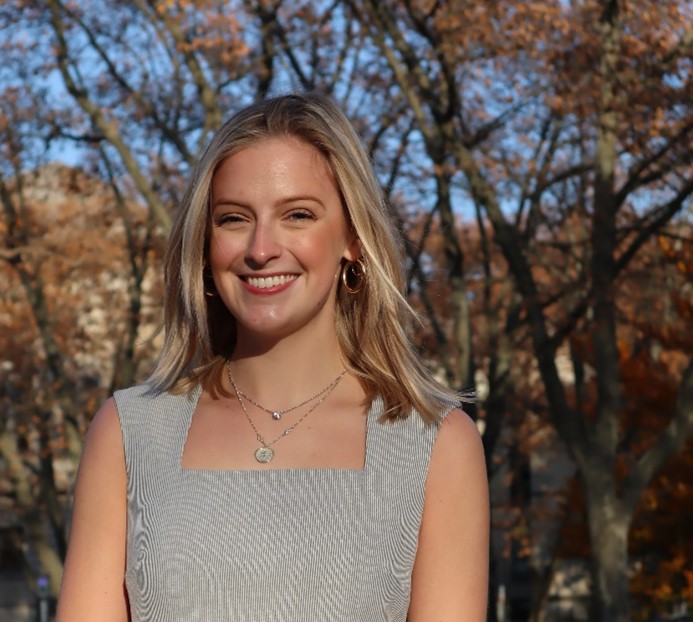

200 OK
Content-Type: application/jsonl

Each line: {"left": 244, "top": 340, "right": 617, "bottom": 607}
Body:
{"left": 214, "top": 212, "right": 246, "bottom": 226}
{"left": 286, "top": 209, "right": 316, "bottom": 222}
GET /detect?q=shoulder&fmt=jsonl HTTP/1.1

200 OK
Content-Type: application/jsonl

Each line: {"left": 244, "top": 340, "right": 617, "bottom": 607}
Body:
{"left": 113, "top": 382, "right": 199, "bottom": 425}
{"left": 70, "top": 398, "right": 127, "bottom": 541}
{"left": 425, "top": 407, "right": 487, "bottom": 507}
{"left": 409, "top": 408, "right": 489, "bottom": 620}
{"left": 114, "top": 382, "right": 199, "bottom": 406}
{"left": 113, "top": 382, "right": 163, "bottom": 407}
{"left": 75, "top": 398, "right": 127, "bottom": 490}
{"left": 83, "top": 397, "right": 123, "bottom": 459}
{"left": 56, "top": 399, "right": 129, "bottom": 620}
{"left": 431, "top": 407, "right": 486, "bottom": 471}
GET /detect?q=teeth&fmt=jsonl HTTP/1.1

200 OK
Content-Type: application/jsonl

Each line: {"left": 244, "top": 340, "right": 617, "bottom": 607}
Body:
{"left": 246, "top": 275, "right": 297, "bottom": 289}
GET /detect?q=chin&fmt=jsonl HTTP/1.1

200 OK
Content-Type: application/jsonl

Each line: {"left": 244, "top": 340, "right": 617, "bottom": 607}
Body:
{"left": 239, "top": 313, "right": 329, "bottom": 343}
{"left": 237, "top": 316, "right": 299, "bottom": 338}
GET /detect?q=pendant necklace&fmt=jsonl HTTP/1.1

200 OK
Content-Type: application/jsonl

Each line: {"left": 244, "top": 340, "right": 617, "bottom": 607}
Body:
{"left": 234, "top": 369, "right": 346, "bottom": 421}
{"left": 226, "top": 363, "right": 346, "bottom": 463}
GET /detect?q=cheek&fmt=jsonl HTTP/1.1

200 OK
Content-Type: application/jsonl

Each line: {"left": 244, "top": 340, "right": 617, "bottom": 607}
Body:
{"left": 298, "top": 229, "right": 347, "bottom": 265}
{"left": 208, "top": 232, "right": 237, "bottom": 268}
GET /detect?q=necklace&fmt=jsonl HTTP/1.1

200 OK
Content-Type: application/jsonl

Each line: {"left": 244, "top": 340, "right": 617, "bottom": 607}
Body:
{"left": 235, "top": 369, "right": 346, "bottom": 421}
{"left": 226, "top": 363, "right": 346, "bottom": 463}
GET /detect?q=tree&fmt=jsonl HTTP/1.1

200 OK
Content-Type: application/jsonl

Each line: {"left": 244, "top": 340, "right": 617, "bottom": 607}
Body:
{"left": 2, "top": 1, "right": 692, "bottom": 618}
{"left": 0, "top": 160, "right": 160, "bottom": 594}
{"left": 625, "top": 230, "right": 693, "bottom": 620}
{"left": 0, "top": 0, "right": 392, "bottom": 597}
{"left": 349, "top": 0, "right": 693, "bottom": 619}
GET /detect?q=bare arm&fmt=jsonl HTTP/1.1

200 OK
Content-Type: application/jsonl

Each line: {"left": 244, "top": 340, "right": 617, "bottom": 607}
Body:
{"left": 408, "top": 408, "right": 490, "bottom": 621}
{"left": 56, "top": 398, "right": 129, "bottom": 621}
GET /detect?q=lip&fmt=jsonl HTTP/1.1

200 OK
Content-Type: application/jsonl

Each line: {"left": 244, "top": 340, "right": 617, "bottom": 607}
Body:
{"left": 239, "top": 273, "right": 298, "bottom": 294}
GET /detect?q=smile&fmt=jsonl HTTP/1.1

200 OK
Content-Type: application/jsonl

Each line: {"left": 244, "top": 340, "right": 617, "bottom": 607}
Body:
{"left": 243, "top": 274, "right": 298, "bottom": 289}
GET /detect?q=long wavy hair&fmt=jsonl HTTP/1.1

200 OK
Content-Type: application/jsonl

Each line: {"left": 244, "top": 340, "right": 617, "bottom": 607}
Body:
{"left": 148, "top": 92, "right": 461, "bottom": 423}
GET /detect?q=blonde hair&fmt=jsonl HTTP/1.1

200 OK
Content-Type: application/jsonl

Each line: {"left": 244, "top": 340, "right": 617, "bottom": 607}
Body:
{"left": 149, "top": 93, "right": 462, "bottom": 423}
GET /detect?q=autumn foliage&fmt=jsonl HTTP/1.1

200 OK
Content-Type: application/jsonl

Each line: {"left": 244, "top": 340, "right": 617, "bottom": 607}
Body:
{"left": 1, "top": 1, "right": 692, "bottom": 619}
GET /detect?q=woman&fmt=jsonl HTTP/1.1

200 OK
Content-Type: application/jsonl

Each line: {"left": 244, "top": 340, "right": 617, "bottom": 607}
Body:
{"left": 56, "top": 93, "right": 489, "bottom": 621}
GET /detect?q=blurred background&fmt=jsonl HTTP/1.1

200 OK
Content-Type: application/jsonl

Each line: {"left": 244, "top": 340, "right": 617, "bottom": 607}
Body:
{"left": 0, "top": 1, "right": 691, "bottom": 621}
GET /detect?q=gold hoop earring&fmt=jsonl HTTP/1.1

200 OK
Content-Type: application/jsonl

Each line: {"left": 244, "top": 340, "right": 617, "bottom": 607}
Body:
{"left": 203, "top": 267, "right": 217, "bottom": 297}
{"left": 341, "top": 258, "right": 366, "bottom": 294}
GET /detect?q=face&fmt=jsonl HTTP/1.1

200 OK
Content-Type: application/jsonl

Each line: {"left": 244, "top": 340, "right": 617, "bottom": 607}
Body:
{"left": 208, "top": 136, "right": 359, "bottom": 344}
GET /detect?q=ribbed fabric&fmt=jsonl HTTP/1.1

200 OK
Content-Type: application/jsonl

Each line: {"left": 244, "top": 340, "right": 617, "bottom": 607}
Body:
{"left": 114, "top": 384, "right": 452, "bottom": 621}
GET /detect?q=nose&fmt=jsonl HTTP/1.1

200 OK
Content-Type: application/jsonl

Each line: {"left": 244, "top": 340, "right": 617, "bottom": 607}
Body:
{"left": 245, "top": 220, "right": 281, "bottom": 266}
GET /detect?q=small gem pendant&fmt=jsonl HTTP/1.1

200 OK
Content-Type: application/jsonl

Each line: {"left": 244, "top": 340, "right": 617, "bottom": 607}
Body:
{"left": 272, "top": 411, "right": 282, "bottom": 421}
{"left": 255, "top": 446, "right": 274, "bottom": 463}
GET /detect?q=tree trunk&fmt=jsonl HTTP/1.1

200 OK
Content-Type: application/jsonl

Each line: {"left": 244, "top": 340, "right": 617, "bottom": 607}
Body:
{"left": 585, "top": 485, "right": 632, "bottom": 622}
{"left": 436, "top": 165, "right": 474, "bottom": 393}
{"left": 27, "top": 514, "right": 65, "bottom": 598}
{"left": 0, "top": 430, "right": 64, "bottom": 597}
{"left": 527, "top": 562, "right": 555, "bottom": 622}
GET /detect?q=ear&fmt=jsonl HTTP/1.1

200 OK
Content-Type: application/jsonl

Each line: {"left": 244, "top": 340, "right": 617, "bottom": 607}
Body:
{"left": 343, "top": 233, "right": 361, "bottom": 262}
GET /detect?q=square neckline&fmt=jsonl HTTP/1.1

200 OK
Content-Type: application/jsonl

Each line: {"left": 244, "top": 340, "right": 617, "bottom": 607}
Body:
{"left": 177, "top": 383, "right": 375, "bottom": 475}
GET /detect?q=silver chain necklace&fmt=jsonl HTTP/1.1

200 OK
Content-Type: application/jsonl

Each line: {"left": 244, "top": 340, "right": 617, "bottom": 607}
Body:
{"left": 226, "top": 363, "right": 346, "bottom": 463}
{"left": 234, "top": 369, "right": 346, "bottom": 421}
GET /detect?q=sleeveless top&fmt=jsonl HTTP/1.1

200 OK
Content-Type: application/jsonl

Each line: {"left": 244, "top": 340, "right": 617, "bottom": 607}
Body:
{"left": 114, "top": 384, "right": 453, "bottom": 622}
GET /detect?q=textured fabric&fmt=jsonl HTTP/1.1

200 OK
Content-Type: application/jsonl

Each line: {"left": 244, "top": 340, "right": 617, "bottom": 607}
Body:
{"left": 114, "top": 384, "right": 452, "bottom": 622}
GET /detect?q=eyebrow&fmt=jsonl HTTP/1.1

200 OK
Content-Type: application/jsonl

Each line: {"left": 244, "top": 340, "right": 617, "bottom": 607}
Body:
{"left": 211, "top": 198, "right": 249, "bottom": 209}
{"left": 211, "top": 195, "right": 326, "bottom": 209}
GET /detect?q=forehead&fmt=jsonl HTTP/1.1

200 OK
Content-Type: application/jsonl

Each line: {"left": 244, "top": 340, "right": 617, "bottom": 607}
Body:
{"left": 211, "top": 136, "right": 338, "bottom": 199}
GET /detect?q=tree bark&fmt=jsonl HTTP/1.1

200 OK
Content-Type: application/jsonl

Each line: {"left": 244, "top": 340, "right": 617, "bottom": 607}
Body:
{"left": 0, "top": 430, "right": 64, "bottom": 597}
{"left": 436, "top": 169, "right": 475, "bottom": 392}
{"left": 585, "top": 480, "right": 632, "bottom": 622}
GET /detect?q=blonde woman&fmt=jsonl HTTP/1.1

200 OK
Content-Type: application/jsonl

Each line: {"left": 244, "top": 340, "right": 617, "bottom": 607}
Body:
{"left": 57, "top": 93, "right": 489, "bottom": 621}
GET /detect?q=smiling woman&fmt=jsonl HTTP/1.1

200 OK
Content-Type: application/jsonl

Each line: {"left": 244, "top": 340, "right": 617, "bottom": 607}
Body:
{"left": 55, "top": 93, "right": 489, "bottom": 622}
{"left": 207, "top": 136, "right": 359, "bottom": 345}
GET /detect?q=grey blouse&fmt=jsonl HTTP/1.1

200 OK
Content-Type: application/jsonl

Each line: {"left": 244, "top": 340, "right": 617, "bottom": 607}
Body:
{"left": 114, "top": 384, "right": 451, "bottom": 621}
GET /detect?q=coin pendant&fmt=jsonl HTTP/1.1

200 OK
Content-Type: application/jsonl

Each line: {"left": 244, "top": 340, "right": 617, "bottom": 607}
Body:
{"left": 272, "top": 411, "right": 282, "bottom": 421}
{"left": 255, "top": 446, "right": 274, "bottom": 463}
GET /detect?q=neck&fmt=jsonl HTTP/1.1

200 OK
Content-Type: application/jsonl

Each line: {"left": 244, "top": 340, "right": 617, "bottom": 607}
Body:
{"left": 228, "top": 327, "right": 345, "bottom": 406}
